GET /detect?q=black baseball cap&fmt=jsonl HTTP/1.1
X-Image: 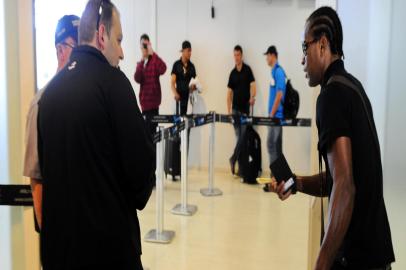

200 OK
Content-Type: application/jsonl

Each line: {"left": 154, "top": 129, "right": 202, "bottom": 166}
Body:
{"left": 181, "top": 40, "right": 192, "bottom": 51}
{"left": 264, "top": 45, "right": 278, "bottom": 56}
{"left": 55, "top": 15, "right": 80, "bottom": 45}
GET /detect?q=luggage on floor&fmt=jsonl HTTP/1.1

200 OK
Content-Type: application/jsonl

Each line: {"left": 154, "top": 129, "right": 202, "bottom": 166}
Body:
{"left": 238, "top": 125, "right": 262, "bottom": 184}
{"left": 164, "top": 134, "right": 181, "bottom": 181}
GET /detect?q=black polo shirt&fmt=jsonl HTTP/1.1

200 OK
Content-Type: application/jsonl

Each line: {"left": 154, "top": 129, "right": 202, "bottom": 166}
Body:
{"left": 316, "top": 60, "right": 395, "bottom": 268}
{"left": 171, "top": 58, "right": 196, "bottom": 103}
{"left": 38, "top": 45, "right": 155, "bottom": 269}
{"left": 227, "top": 63, "right": 255, "bottom": 114}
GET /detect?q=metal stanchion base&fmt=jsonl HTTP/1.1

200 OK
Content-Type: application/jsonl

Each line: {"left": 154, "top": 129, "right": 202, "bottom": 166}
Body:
{"left": 171, "top": 204, "right": 198, "bottom": 216}
{"left": 200, "top": 188, "right": 223, "bottom": 196}
{"left": 144, "top": 229, "right": 175, "bottom": 244}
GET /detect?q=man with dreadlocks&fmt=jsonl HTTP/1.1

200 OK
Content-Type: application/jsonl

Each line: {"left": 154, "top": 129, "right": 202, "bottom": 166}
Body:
{"left": 270, "top": 6, "right": 395, "bottom": 270}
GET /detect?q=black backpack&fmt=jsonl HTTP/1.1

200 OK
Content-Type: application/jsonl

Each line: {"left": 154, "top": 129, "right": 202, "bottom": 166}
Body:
{"left": 238, "top": 125, "right": 262, "bottom": 184}
{"left": 283, "top": 79, "right": 300, "bottom": 119}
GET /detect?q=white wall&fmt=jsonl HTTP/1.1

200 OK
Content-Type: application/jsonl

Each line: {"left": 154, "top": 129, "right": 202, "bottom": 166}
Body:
{"left": 1, "top": 1, "right": 40, "bottom": 269}
{"left": 0, "top": 0, "right": 12, "bottom": 269}
{"left": 383, "top": 0, "right": 406, "bottom": 268}
{"left": 338, "top": 0, "right": 391, "bottom": 159}
{"left": 365, "top": 1, "right": 391, "bottom": 156}
{"left": 117, "top": 0, "right": 316, "bottom": 175}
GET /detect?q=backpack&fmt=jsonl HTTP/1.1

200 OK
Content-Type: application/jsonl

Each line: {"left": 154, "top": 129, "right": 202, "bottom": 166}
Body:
{"left": 283, "top": 79, "right": 300, "bottom": 119}
{"left": 238, "top": 125, "right": 262, "bottom": 184}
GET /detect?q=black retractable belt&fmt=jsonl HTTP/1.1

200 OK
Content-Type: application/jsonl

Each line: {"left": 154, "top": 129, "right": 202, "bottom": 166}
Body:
{"left": 152, "top": 118, "right": 187, "bottom": 144}
{"left": 151, "top": 112, "right": 312, "bottom": 128}
{"left": 190, "top": 111, "right": 215, "bottom": 128}
{"left": 0, "top": 185, "right": 33, "bottom": 206}
{"left": 251, "top": 117, "right": 311, "bottom": 127}
{"left": 215, "top": 113, "right": 311, "bottom": 127}
{"left": 151, "top": 114, "right": 183, "bottom": 124}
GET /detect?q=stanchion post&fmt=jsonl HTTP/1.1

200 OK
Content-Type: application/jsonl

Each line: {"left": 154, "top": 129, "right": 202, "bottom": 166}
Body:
{"left": 145, "top": 127, "right": 175, "bottom": 243}
{"left": 201, "top": 112, "right": 223, "bottom": 196}
{"left": 172, "top": 118, "right": 198, "bottom": 216}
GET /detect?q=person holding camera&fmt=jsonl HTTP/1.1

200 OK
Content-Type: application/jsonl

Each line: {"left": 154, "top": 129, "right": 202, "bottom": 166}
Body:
{"left": 134, "top": 33, "right": 167, "bottom": 136}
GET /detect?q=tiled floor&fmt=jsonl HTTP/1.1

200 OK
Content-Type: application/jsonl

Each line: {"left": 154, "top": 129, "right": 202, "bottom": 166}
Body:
{"left": 139, "top": 170, "right": 311, "bottom": 270}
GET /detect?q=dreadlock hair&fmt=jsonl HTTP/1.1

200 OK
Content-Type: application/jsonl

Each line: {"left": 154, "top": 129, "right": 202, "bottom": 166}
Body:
{"left": 306, "top": 6, "right": 344, "bottom": 58}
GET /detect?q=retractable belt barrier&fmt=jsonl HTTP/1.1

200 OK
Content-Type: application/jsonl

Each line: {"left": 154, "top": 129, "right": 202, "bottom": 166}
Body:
{"left": 215, "top": 114, "right": 312, "bottom": 127}
{"left": 151, "top": 113, "right": 311, "bottom": 134}
{"left": 0, "top": 185, "right": 33, "bottom": 206}
{"left": 1, "top": 111, "right": 311, "bottom": 209}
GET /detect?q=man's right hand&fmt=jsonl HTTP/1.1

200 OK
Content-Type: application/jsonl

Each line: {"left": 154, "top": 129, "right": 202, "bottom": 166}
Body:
{"left": 174, "top": 93, "right": 181, "bottom": 101}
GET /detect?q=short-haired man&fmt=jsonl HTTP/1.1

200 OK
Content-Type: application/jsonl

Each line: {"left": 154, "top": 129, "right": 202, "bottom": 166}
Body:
{"left": 38, "top": 1, "right": 155, "bottom": 269}
{"left": 272, "top": 6, "right": 395, "bottom": 270}
{"left": 23, "top": 14, "right": 80, "bottom": 231}
{"left": 134, "top": 33, "right": 167, "bottom": 135}
{"left": 263, "top": 45, "right": 286, "bottom": 192}
{"left": 227, "top": 45, "right": 256, "bottom": 176}
{"left": 171, "top": 40, "right": 197, "bottom": 115}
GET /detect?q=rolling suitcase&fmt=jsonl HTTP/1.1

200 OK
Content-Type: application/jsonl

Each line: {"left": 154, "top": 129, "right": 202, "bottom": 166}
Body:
{"left": 164, "top": 102, "right": 182, "bottom": 180}
{"left": 164, "top": 136, "right": 181, "bottom": 180}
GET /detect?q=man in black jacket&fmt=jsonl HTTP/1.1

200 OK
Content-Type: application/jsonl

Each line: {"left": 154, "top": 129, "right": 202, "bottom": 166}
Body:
{"left": 38, "top": 1, "right": 155, "bottom": 269}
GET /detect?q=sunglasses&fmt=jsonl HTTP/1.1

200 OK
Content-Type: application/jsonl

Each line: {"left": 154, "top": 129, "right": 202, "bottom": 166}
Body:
{"left": 96, "top": 0, "right": 105, "bottom": 31}
{"left": 302, "top": 38, "right": 319, "bottom": 56}
{"left": 61, "top": 42, "right": 76, "bottom": 49}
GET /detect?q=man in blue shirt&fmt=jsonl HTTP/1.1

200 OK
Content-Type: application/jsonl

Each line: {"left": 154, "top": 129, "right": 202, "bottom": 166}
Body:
{"left": 264, "top": 46, "right": 286, "bottom": 189}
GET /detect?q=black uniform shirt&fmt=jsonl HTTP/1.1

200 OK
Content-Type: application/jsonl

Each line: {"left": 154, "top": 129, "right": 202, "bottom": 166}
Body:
{"left": 227, "top": 63, "right": 255, "bottom": 114}
{"left": 38, "top": 45, "right": 155, "bottom": 269}
{"left": 316, "top": 59, "right": 395, "bottom": 268}
{"left": 171, "top": 58, "right": 196, "bottom": 102}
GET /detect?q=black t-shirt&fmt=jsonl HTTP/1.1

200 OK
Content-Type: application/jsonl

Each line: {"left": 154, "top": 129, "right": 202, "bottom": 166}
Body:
{"left": 316, "top": 60, "right": 395, "bottom": 268}
{"left": 227, "top": 63, "right": 255, "bottom": 114}
{"left": 171, "top": 58, "right": 196, "bottom": 102}
{"left": 38, "top": 46, "right": 155, "bottom": 269}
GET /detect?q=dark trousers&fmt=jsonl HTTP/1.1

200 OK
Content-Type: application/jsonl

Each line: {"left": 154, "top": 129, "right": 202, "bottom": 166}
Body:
{"left": 177, "top": 99, "right": 188, "bottom": 115}
{"left": 230, "top": 109, "right": 247, "bottom": 172}
{"left": 267, "top": 125, "right": 283, "bottom": 176}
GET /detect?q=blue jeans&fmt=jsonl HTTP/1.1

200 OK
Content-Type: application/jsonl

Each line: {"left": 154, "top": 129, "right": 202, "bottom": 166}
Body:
{"left": 230, "top": 109, "right": 247, "bottom": 166}
{"left": 267, "top": 126, "right": 283, "bottom": 175}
